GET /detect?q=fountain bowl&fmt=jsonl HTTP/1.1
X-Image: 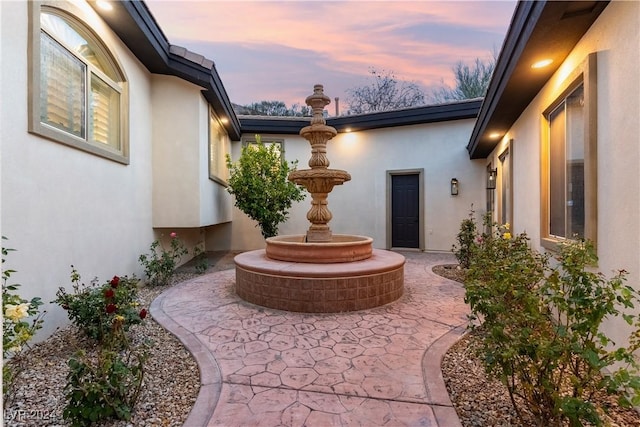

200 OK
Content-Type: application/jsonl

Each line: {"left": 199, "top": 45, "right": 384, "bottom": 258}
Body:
{"left": 266, "top": 234, "right": 372, "bottom": 263}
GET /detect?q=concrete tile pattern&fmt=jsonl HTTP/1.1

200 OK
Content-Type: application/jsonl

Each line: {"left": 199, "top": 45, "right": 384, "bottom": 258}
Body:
{"left": 151, "top": 251, "right": 470, "bottom": 426}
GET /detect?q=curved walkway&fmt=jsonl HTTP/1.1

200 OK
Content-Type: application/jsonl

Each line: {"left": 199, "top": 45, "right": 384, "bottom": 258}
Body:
{"left": 150, "top": 251, "right": 470, "bottom": 427}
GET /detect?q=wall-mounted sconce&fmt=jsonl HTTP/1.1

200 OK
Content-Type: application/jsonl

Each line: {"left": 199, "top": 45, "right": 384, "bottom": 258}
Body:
{"left": 487, "top": 169, "right": 497, "bottom": 190}
{"left": 450, "top": 178, "right": 459, "bottom": 196}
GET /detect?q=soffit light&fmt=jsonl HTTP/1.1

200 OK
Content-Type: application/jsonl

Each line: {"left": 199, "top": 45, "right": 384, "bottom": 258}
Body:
{"left": 96, "top": 0, "right": 113, "bottom": 11}
{"left": 220, "top": 117, "right": 229, "bottom": 124}
{"left": 489, "top": 132, "right": 502, "bottom": 139}
{"left": 531, "top": 59, "right": 553, "bottom": 69}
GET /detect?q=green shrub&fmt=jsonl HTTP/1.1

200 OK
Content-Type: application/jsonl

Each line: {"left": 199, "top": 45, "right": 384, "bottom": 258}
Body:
{"left": 54, "top": 268, "right": 144, "bottom": 343}
{"left": 138, "top": 232, "right": 188, "bottom": 287}
{"left": 464, "top": 220, "right": 640, "bottom": 426}
{"left": 452, "top": 207, "right": 479, "bottom": 269}
{"left": 192, "top": 245, "right": 209, "bottom": 274}
{"left": 2, "top": 237, "right": 45, "bottom": 400}
{"left": 225, "top": 135, "right": 305, "bottom": 238}
{"left": 63, "top": 323, "right": 146, "bottom": 425}
{"left": 55, "top": 268, "right": 148, "bottom": 425}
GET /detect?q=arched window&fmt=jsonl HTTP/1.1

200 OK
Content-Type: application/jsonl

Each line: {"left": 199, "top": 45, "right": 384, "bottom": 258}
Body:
{"left": 29, "top": 2, "right": 129, "bottom": 163}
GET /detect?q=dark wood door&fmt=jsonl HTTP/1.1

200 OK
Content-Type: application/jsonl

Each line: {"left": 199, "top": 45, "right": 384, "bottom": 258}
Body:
{"left": 391, "top": 174, "right": 420, "bottom": 248}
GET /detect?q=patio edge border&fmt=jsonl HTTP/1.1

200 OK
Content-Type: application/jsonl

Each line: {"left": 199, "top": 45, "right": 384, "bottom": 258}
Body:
{"left": 422, "top": 323, "right": 468, "bottom": 427}
{"left": 150, "top": 281, "right": 222, "bottom": 426}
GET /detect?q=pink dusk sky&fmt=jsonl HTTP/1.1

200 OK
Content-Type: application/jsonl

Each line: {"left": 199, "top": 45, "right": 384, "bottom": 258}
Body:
{"left": 145, "top": 0, "right": 517, "bottom": 112}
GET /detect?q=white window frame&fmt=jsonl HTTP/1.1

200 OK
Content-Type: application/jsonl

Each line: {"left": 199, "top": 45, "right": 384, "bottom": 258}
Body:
{"left": 28, "top": 1, "right": 129, "bottom": 164}
{"left": 241, "top": 136, "right": 286, "bottom": 161}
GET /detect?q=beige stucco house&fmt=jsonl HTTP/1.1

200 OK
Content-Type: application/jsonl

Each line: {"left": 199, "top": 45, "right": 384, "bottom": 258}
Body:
{"left": 1, "top": 0, "right": 638, "bottom": 345}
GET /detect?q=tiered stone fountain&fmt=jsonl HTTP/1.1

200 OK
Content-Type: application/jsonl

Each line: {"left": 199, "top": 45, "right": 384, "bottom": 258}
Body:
{"left": 234, "top": 85, "right": 405, "bottom": 312}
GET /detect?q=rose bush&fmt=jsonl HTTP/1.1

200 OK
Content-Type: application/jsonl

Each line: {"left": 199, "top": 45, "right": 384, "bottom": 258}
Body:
{"left": 463, "top": 217, "right": 640, "bottom": 426}
{"left": 2, "top": 237, "right": 45, "bottom": 400}
{"left": 55, "top": 268, "right": 149, "bottom": 425}
{"left": 54, "top": 268, "right": 144, "bottom": 343}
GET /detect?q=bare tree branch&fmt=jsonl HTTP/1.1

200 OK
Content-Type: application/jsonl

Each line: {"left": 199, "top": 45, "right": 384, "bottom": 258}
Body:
{"left": 345, "top": 68, "right": 425, "bottom": 114}
{"left": 428, "top": 54, "right": 496, "bottom": 104}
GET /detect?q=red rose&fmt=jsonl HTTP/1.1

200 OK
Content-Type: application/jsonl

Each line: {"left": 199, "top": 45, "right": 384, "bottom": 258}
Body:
{"left": 139, "top": 308, "right": 148, "bottom": 319}
{"left": 110, "top": 276, "right": 120, "bottom": 288}
{"left": 106, "top": 303, "right": 117, "bottom": 314}
{"left": 104, "top": 289, "right": 115, "bottom": 299}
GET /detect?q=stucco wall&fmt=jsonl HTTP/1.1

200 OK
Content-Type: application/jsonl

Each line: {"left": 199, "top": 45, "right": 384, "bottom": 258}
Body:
{"left": 1, "top": 0, "right": 156, "bottom": 340}
{"left": 488, "top": 1, "right": 640, "bottom": 346}
{"left": 151, "top": 75, "right": 233, "bottom": 228}
{"left": 229, "top": 119, "right": 486, "bottom": 252}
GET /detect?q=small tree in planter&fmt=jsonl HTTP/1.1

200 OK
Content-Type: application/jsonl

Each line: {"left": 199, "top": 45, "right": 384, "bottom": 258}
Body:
{"left": 226, "top": 135, "right": 305, "bottom": 238}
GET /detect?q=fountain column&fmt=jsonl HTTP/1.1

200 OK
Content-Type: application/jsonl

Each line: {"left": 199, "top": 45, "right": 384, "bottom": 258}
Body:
{"left": 289, "top": 85, "right": 351, "bottom": 242}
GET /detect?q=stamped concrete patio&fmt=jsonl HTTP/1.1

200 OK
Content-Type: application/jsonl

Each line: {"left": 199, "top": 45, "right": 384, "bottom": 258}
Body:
{"left": 150, "top": 251, "right": 470, "bottom": 426}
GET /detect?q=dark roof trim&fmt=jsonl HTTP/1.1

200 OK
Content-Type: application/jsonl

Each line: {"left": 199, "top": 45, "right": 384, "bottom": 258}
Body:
{"left": 240, "top": 99, "right": 482, "bottom": 135}
{"left": 467, "top": 1, "right": 545, "bottom": 159}
{"left": 239, "top": 117, "right": 310, "bottom": 135}
{"left": 88, "top": 0, "right": 241, "bottom": 140}
{"left": 467, "top": 1, "right": 608, "bottom": 159}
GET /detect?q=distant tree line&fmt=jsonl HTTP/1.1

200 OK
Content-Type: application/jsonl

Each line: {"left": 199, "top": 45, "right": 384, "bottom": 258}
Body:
{"left": 233, "top": 101, "right": 311, "bottom": 117}
{"left": 235, "top": 53, "right": 496, "bottom": 117}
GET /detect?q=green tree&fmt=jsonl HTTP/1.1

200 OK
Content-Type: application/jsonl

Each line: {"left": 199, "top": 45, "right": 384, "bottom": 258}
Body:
{"left": 429, "top": 55, "right": 496, "bottom": 103}
{"left": 225, "top": 136, "right": 306, "bottom": 238}
{"left": 345, "top": 68, "right": 425, "bottom": 114}
{"left": 236, "top": 101, "right": 311, "bottom": 117}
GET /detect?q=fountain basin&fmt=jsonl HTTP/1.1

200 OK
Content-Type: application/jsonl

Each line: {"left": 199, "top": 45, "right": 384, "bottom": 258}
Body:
{"left": 234, "top": 249, "right": 405, "bottom": 313}
{"left": 266, "top": 234, "right": 372, "bottom": 263}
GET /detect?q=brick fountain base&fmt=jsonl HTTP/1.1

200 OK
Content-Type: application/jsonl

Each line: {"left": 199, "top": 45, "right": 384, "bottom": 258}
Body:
{"left": 234, "top": 235, "right": 405, "bottom": 313}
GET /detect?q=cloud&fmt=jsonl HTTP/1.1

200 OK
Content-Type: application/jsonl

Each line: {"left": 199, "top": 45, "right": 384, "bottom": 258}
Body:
{"left": 146, "top": 0, "right": 516, "bottom": 108}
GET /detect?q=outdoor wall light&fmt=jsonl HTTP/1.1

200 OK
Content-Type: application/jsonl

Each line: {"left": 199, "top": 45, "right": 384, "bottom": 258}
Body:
{"left": 450, "top": 178, "right": 459, "bottom": 196}
{"left": 487, "top": 169, "right": 497, "bottom": 190}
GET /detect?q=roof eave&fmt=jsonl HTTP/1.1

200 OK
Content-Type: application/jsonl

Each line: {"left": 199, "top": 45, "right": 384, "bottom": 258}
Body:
{"left": 467, "top": 0, "right": 608, "bottom": 159}
{"left": 88, "top": 0, "right": 241, "bottom": 140}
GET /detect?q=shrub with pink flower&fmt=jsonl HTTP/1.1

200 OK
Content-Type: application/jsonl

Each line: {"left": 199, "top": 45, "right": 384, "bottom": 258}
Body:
{"left": 138, "top": 232, "right": 188, "bottom": 287}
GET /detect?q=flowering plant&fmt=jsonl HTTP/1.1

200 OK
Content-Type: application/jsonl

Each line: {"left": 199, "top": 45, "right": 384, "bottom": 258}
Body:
{"left": 54, "top": 267, "right": 148, "bottom": 424}
{"left": 138, "top": 232, "right": 188, "bottom": 287}
{"left": 54, "top": 268, "right": 145, "bottom": 343}
{"left": 62, "top": 278, "right": 148, "bottom": 425}
{"left": 2, "top": 237, "right": 45, "bottom": 399}
{"left": 463, "top": 216, "right": 640, "bottom": 425}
